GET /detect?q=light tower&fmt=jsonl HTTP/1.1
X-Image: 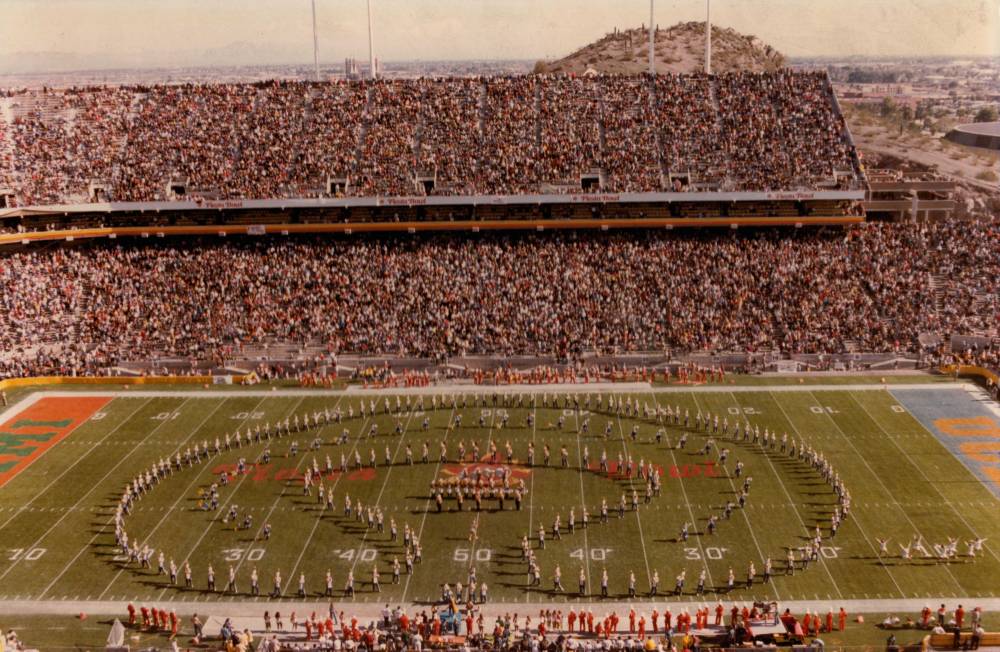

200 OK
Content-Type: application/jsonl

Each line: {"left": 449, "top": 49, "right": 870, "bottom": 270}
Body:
{"left": 705, "top": 0, "right": 712, "bottom": 75}
{"left": 367, "top": 0, "right": 377, "bottom": 79}
{"left": 311, "top": 0, "right": 320, "bottom": 81}
{"left": 648, "top": 0, "right": 655, "bottom": 74}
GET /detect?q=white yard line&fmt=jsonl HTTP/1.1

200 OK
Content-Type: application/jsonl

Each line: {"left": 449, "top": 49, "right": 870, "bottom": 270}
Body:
{"left": 571, "top": 396, "right": 593, "bottom": 598}
{"left": 281, "top": 395, "right": 372, "bottom": 594}
{"left": 343, "top": 402, "right": 419, "bottom": 594}
{"left": 688, "top": 392, "right": 780, "bottom": 601}
{"left": 0, "top": 398, "right": 188, "bottom": 586}
{"left": 10, "top": 382, "right": 990, "bottom": 608}
{"left": 801, "top": 390, "right": 966, "bottom": 594}
{"left": 612, "top": 394, "right": 652, "bottom": 587}
{"left": 399, "top": 402, "right": 457, "bottom": 603}
{"left": 274, "top": 401, "right": 376, "bottom": 595}
{"left": 764, "top": 391, "right": 897, "bottom": 599}
{"left": 94, "top": 396, "right": 274, "bottom": 600}
{"left": 647, "top": 392, "right": 715, "bottom": 591}
{"left": 851, "top": 392, "right": 1000, "bottom": 566}
{"left": 0, "top": 398, "right": 152, "bottom": 534}
{"left": 159, "top": 397, "right": 308, "bottom": 602}
{"left": 470, "top": 399, "right": 499, "bottom": 597}
{"left": 523, "top": 397, "right": 539, "bottom": 603}
{"left": 526, "top": 400, "right": 538, "bottom": 569}
{"left": 37, "top": 398, "right": 222, "bottom": 599}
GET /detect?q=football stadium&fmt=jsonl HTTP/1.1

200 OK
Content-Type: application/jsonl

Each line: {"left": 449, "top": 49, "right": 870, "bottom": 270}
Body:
{"left": 0, "top": 1, "right": 998, "bottom": 651}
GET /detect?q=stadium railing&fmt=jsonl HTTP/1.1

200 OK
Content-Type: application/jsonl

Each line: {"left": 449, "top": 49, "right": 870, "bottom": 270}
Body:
{"left": 939, "top": 364, "right": 1000, "bottom": 387}
{"left": 0, "top": 374, "right": 252, "bottom": 393}
{"left": 0, "top": 213, "right": 865, "bottom": 246}
{"left": 923, "top": 631, "right": 1000, "bottom": 651}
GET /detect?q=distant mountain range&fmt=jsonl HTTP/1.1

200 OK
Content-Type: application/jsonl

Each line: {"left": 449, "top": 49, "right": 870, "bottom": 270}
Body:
{"left": 0, "top": 41, "right": 308, "bottom": 75}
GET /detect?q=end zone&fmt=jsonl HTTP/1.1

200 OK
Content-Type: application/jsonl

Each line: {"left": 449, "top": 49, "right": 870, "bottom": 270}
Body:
{"left": 0, "top": 396, "right": 111, "bottom": 487}
{"left": 892, "top": 386, "right": 1000, "bottom": 499}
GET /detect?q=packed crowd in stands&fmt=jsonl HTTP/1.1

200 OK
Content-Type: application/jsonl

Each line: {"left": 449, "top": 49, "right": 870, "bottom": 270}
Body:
{"left": 603, "top": 77, "right": 661, "bottom": 192}
{"left": 416, "top": 78, "right": 482, "bottom": 193}
{"left": 476, "top": 76, "right": 539, "bottom": 195}
{"left": 355, "top": 81, "right": 423, "bottom": 197}
{"left": 652, "top": 76, "right": 722, "bottom": 192}
{"left": 939, "top": 340, "right": 1000, "bottom": 400}
{"left": 715, "top": 72, "right": 856, "bottom": 192}
{"left": 0, "top": 219, "right": 996, "bottom": 378}
{"left": 0, "top": 71, "right": 862, "bottom": 206}
{"left": 951, "top": 343, "right": 1000, "bottom": 373}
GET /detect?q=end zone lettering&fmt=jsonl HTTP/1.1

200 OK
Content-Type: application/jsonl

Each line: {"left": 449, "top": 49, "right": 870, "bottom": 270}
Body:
{"left": 0, "top": 397, "right": 111, "bottom": 487}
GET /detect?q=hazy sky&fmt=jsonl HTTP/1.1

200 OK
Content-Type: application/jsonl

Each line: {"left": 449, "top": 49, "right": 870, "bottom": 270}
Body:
{"left": 1, "top": 0, "right": 997, "bottom": 71}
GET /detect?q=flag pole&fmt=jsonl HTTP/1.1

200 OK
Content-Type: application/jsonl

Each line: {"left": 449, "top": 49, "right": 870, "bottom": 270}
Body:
{"left": 367, "top": 0, "right": 377, "bottom": 79}
{"left": 648, "top": 0, "right": 655, "bottom": 74}
{"left": 705, "top": 0, "right": 712, "bottom": 75}
{"left": 311, "top": 0, "right": 320, "bottom": 81}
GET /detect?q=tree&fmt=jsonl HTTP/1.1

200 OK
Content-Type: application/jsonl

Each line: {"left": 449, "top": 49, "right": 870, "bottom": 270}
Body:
{"left": 973, "top": 106, "right": 998, "bottom": 123}
{"left": 880, "top": 96, "right": 897, "bottom": 118}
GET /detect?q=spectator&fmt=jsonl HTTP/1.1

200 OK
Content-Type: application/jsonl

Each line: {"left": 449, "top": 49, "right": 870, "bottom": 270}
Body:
{"left": 1, "top": 72, "right": 863, "bottom": 205}
{"left": 0, "top": 218, "right": 996, "bottom": 378}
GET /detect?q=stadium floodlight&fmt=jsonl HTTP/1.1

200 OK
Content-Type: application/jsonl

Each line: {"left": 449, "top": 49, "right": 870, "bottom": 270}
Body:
{"left": 705, "top": 0, "right": 712, "bottom": 75}
{"left": 368, "top": 0, "right": 377, "bottom": 79}
{"left": 311, "top": 0, "right": 321, "bottom": 81}
{"left": 649, "top": 0, "right": 655, "bottom": 74}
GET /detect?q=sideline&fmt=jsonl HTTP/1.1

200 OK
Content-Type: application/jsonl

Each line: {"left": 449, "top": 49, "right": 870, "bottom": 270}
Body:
{"left": 7, "top": 382, "right": 976, "bottom": 400}
{"left": 1, "top": 596, "right": 999, "bottom": 618}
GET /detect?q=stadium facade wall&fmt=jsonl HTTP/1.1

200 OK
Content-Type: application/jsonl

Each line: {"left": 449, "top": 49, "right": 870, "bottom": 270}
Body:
{"left": 0, "top": 375, "right": 250, "bottom": 392}
{"left": 0, "top": 215, "right": 865, "bottom": 246}
{"left": 0, "top": 190, "right": 866, "bottom": 219}
{"left": 940, "top": 364, "right": 1000, "bottom": 387}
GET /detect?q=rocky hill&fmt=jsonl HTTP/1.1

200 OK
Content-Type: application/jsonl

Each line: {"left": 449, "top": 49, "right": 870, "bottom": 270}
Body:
{"left": 535, "top": 22, "right": 785, "bottom": 75}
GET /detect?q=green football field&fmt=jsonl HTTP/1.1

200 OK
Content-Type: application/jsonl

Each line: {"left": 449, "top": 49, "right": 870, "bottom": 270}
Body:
{"left": 0, "top": 382, "right": 998, "bottom": 609}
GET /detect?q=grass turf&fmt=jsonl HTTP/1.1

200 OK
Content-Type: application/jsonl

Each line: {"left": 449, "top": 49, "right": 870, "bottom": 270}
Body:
{"left": 0, "top": 385, "right": 998, "bottom": 608}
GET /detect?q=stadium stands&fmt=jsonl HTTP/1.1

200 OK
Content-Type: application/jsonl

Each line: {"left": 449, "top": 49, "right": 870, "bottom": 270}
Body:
{"left": 0, "top": 219, "right": 996, "bottom": 378}
{"left": 417, "top": 78, "right": 482, "bottom": 194}
{"left": 715, "top": 72, "right": 857, "bottom": 191}
{"left": 0, "top": 71, "right": 863, "bottom": 207}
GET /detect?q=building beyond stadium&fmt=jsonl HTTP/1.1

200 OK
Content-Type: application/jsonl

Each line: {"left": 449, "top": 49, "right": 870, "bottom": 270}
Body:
{"left": 946, "top": 121, "right": 1000, "bottom": 151}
